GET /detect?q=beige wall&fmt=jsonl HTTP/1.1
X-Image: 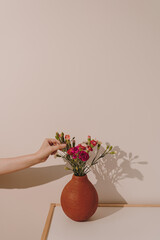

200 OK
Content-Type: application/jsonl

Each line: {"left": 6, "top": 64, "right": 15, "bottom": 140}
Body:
{"left": 0, "top": 0, "right": 160, "bottom": 239}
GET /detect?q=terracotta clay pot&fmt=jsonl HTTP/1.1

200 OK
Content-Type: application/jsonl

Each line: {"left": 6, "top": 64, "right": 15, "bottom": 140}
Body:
{"left": 60, "top": 174, "right": 98, "bottom": 221}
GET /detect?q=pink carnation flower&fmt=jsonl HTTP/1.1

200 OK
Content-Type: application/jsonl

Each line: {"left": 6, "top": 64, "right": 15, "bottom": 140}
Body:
{"left": 72, "top": 154, "right": 77, "bottom": 159}
{"left": 73, "top": 147, "right": 79, "bottom": 154}
{"left": 78, "top": 151, "right": 89, "bottom": 162}
{"left": 87, "top": 146, "right": 93, "bottom": 151}
{"left": 90, "top": 140, "right": 97, "bottom": 146}
{"left": 65, "top": 135, "right": 70, "bottom": 140}
{"left": 77, "top": 144, "right": 86, "bottom": 150}
{"left": 67, "top": 148, "right": 75, "bottom": 155}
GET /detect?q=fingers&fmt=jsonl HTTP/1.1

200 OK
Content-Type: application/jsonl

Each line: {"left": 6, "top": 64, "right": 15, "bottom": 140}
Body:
{"left": 46, "top": 138, "right": 60, "bottom": 146}
{"left": 51, "top": 143, "right": 66, "bottom": 152}
{"left": 59, "top": 143, "right": 66, "bottom": 149}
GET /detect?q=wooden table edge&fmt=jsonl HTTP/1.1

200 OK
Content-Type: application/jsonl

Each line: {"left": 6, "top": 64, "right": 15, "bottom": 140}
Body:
{"left": 41, "top": 203, "right": 160, "bottom": 240}
{"left": 41, "top": 203, "right": 57, "bottom": 240}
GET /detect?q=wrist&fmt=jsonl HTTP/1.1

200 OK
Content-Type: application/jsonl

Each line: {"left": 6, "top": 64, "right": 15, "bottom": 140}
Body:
{"left": 34, "top": 151, "right": 43, "bottom": 163}
{"left": 34, "top": 150, "right": 49, "bottom": 163}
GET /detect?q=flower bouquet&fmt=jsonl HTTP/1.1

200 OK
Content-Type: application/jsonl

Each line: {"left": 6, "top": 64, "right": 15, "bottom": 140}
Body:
{"left": 55, "top": 132, "right": 116, "bottom": 176}
{"left": 55, "top": 131, "right": 116, "bottom": 221}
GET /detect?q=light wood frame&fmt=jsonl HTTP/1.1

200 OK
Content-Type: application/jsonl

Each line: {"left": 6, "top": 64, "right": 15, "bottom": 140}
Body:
{"left": 41, "top": 203, "right": 160, "bottom": 240}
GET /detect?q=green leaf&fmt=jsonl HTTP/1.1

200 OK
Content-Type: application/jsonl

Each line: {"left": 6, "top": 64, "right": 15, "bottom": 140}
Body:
{"left": 109, "top": 146, "right": 113, "bottom": 151}
{"left": 55, "top": 132, "right": 60, "bottom": 140}
{"left": 110, "top": 151, "right": 116, "bottom": 154}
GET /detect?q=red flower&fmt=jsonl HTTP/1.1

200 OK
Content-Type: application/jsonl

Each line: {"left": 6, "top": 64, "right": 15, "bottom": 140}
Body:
{"left": 90, "top": 140, "right": 97, "bottom": 146}
{"left": 73, "top": 147, "right": 80, "bottom": 153}
{"left": 88, "top": 135, "right": 91, "bottom": 139}
{"left": 67, "top": 147, "right": 79, "bottom": 155}
{"left": 87, "top": 146, "right": 93, "bottom": 151}
{"left": 72, "top": 154, "right": 77, "bottom": 159}
{"left": 77, "top": 144, "right": 86, "bottom": 150}
{"left": 67, "top": 148, "right": 74, "bottom": 155}
{"left": 65, "top": 135, "right": 70, "bottom": 140}
{"left": 78, "top": 151, "right": 89, "bottom": 161}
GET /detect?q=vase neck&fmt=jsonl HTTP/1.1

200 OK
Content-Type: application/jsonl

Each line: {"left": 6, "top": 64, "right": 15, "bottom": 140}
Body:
{"left": 72, "top": 174, "right": 88, "bottom": 182}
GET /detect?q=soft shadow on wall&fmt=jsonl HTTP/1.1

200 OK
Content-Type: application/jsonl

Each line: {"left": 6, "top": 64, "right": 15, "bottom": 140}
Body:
{"left": 0, "top": 164, "right": 71, "bottom": 189}
{"left": 89, "top": 144, "right": 147, "bottom": 220}
{"left": 0, "top": 144, "right": 147, "bottom": 220}
{"left": 93, "top": 144, "right": 146, "bottom": 203}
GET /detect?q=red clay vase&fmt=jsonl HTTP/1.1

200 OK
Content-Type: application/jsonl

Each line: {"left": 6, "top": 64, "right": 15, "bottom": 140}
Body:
{"left": 60, "top": 174, "right": 98, "bottom": 221}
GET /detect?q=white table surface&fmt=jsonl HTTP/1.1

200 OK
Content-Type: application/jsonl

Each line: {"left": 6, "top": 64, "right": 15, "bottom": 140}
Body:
{"left": 47, "top": 206, "right": 160, "bottom": 240}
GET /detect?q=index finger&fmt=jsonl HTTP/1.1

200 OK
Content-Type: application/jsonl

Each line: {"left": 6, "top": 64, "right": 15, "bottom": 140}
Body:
{"left": 53, "top": 139, "right": 60, "bottom": 145}
{"left": 47, "top": 138, "right": 60, "bottom": 145}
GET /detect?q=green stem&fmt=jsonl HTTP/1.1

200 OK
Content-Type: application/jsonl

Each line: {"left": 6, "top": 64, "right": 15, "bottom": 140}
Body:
{"left": 83, "top": 149, "right": 112, "bottom": 174}
{"left": 83, "top": 148, "right": 100, "bottom": 174}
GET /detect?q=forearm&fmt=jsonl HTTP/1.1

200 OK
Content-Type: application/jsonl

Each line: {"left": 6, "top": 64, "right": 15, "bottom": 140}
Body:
{"left": 0, "top": 138, "right": 66, "bottom": 175}
{"left": 0, "top": 153, "right": 40, "bottom": 175}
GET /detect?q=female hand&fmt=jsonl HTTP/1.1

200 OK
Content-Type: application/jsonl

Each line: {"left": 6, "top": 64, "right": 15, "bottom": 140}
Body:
{"left": 36, "top": 138, "right": 66, "bottom": 162}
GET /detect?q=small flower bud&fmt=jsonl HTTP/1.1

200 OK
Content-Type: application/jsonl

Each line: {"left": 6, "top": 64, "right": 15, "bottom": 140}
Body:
{"left": 55, "top": 132, "right": 60, "bottom": 140}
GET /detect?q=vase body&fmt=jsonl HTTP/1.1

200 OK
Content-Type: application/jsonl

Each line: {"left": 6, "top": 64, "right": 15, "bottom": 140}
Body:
{"left": 60, "top": 174, "right": 98, "bottom": 221}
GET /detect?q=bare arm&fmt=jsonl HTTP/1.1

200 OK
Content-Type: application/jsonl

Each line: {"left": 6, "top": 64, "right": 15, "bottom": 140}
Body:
{"left": 0, "top": 138, "right": 66, "bottom": 175}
